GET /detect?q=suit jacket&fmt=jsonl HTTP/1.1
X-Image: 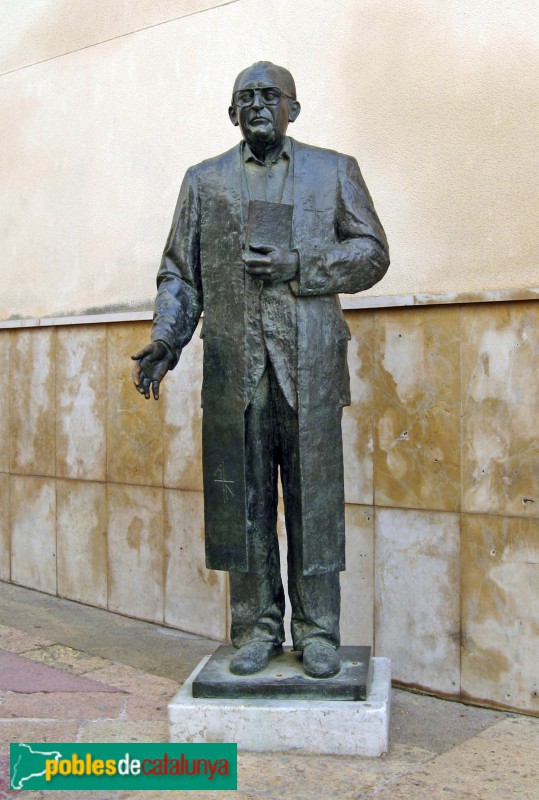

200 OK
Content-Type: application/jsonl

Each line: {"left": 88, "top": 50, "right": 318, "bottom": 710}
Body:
{"left": 152, "top": 138, "right": 389, "bottom": 575}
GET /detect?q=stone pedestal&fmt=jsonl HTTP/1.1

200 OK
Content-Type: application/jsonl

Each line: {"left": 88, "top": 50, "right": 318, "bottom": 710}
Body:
{"left": 168, "top": 655, "right": 391, "bottom": 757}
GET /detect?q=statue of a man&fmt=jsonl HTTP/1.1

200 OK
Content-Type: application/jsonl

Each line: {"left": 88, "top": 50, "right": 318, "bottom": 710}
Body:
{"left": 133, "top": 62, "right": 389, "bottom": 679}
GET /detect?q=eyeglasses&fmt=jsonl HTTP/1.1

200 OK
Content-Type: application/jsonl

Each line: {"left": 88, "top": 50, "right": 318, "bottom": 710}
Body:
{"left": 232, "top": 86, "right": 294, "bottom": 108}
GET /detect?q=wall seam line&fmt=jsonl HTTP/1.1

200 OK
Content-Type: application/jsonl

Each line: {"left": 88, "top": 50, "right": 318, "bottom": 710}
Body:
{"left": 54, "top": 328, "right": 58, "bottom": 598}
{"left": 0, "top": 0, "right": 242, "bottom": 80}
{"left": 458, "top": 303, "right": 463, "bottom": 701}
{"left": 2, "top": 291, "right": 536, "bottom": 331}
{"left": 104, "top": 323, "right": 110, "bottom": 612}
{"left": 4, "top": 466, "right": 536, "bottom": 521}
{"left": 371, "top": 309, "right": 377, "bottom": 656}
{"left": 7, "top": 332, "right": 12, "bottom": 581}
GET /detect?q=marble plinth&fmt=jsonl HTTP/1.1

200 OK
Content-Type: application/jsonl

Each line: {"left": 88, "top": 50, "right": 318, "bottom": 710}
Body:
{"left": 169, "top": 656, "right": 391, "bottom": 757}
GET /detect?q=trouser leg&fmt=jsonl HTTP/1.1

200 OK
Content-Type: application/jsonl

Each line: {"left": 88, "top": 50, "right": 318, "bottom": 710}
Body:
{"left": 270, "top": 369, "right": 341, "bottom": 652}
{"left": 229, "top": 364, "right": 341, "bottom": 651}
{"left": 229, "top": 369, "right": 285, "bottom": 648}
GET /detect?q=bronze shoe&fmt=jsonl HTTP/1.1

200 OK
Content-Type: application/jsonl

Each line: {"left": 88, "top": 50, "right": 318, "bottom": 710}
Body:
{"left": 302, "top": 641, "right": 340, "bottom": 679}
{"left": 229, "top": 641, "right": 283, "bottom": 676}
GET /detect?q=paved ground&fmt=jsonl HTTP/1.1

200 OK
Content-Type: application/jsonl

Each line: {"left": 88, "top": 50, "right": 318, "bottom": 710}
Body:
{"left": 0, "top": 581, "right": 537, "bottom": 799}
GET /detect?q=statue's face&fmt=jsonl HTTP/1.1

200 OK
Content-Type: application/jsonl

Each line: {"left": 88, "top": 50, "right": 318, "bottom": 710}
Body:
{"left": 228, "top": 65, "right": 300, "bottom": 148}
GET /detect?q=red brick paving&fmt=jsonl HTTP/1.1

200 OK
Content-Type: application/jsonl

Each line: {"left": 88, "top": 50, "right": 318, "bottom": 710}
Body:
{"left": 0, "top": 649, "right": 120, "bottom": 693}
{"left": 0, "top": 623, "right": 180, "bottom": 779}
{"left": 0, "top": 754, "right": 8, "bottom": 795}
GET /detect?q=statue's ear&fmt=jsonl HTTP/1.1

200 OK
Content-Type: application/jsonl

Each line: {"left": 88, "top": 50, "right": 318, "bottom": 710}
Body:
{"left": 288, "top": 100, "right": 301, "bottom": 123}
{"left": 229, "top": 105, "right": 239, "bottom": 126}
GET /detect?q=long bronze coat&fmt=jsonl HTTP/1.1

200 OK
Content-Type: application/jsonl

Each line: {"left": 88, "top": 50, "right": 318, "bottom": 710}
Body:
{"left": 152, "top": 138, "right": 389, "bottom": 575}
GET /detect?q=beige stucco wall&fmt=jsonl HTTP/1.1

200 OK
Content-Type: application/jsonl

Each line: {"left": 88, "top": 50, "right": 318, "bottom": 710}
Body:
{"left": 0, "top": 0, "right": 236, "bottom": 74}
{"left": 1, "top": 0, "right": 538, "bottom": 321}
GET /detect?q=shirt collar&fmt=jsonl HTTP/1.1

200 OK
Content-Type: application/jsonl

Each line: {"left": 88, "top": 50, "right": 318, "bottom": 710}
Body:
{"left": 243, "top": 136, "right": 292, "bottom": 165}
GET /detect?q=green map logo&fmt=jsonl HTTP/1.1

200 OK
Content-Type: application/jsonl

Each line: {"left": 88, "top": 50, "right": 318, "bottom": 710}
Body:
{"left": 11, "top": 744, "right": 63, "bottom": 790}
{"left": 10, "top": 742, "right": 237, "bottom": 791}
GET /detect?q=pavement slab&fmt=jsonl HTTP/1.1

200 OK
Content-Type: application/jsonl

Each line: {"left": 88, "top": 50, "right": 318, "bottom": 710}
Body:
{"left": 0, "top": 649, "right": 120, "bottom": 693}
{"left": 477, "top": 715, "right": 539, "bottom": 751}
{"left": 1, "top": 581, "right": 538, "bottom": 800}
{"left": 0, "top": 720, "right": 80, "bottom": 751}
{"left": 0, "top": 625, "right": 54, "bottom": 654}
{"left": 84, "top": 662, "right": 180, "bottom": 698}
{"left": 0, "top": 690, "right": 125, "bottom": 720}
{"left": 0, "top": 581, "right": 219, "bottom": 680}
{"left": 232, "top": 748, "right": 437, "bottom": 798}
{"left": 389, "top": 685, "right": 508, "bottom": 754}
{"left": 77, "top": 720, "right": 169, "bottom": 743}
{"left": 123, "top": 694, "right": 171, "bottom": 721}
{"left": 368, "top": 735, "right": 539, "bottom": 800}
{"left": 0, "top": 755, "right": 9, "bottom": 795}
{"left": 22, "top": 644, "right": 113, "bottom": 675}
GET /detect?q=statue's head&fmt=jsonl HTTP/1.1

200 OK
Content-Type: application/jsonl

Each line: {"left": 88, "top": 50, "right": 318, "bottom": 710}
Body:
{"left": 228, "top": 61, "right": 301, "bottom": 149}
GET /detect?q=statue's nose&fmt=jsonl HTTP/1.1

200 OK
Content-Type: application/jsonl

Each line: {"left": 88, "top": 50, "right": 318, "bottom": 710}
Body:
{"left": 251, "top": 90, "right": 264, "bottom": 109}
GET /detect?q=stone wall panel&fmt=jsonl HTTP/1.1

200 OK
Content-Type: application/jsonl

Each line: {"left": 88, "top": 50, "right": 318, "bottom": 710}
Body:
{"left": 374, "top": 507, "right": 460, "bottom": 695}
{"left": 0, "top": 331, "right": 10, "bottom": 473}
{"left": 461, "top": 514, "right": 539, "bottom": 713}
{"left": 107, "top": 483, "right": 164, "bottom": 623}
{"left": 374, "top": 306, "right": 461, "bottom": 511}
{"left": 57, "top": 479, "right": 107, "bottom": 608}
{"left": 0, "top": 474, "right": 10, "bottom": 580}
{"left": 10, "top": 329, "right": 55, "bottom": 477}
{"left": 56, "top": 325, "right": 107, "bottom": 481}
{"left": 107, "top": 322, "right": 164, "bottom": 486}
{"left": 164, "top": 488, "right": 226, "bottom": 640}
{"left": 162, "top": 323, "right": 203, "bottom": 491}
{"left": 10, "top": 475, "right": 56, "bottom": 594}
{"left": 462, "top": 302, "right": 538, "bottom": 518}
{"left": 343, "top": 312, "right": 374, "bottom": 505}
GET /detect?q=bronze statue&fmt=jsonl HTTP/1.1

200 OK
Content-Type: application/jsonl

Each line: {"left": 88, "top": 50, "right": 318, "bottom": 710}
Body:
{"left": 133, "top": 62, "right": 389, "bottom": 679}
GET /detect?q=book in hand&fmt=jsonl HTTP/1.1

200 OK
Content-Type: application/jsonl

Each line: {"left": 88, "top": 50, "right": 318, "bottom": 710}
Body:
{"left": 245, "top": 200, "right": 294, "bottom": 250}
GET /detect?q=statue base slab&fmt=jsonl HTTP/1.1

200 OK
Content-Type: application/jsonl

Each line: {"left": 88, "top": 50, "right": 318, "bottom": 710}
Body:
{"left": 192, "top": 644, "right": 371, "bottom": 700}
{"left": 168, "top": 655, "right": 391, "bottom": 756}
